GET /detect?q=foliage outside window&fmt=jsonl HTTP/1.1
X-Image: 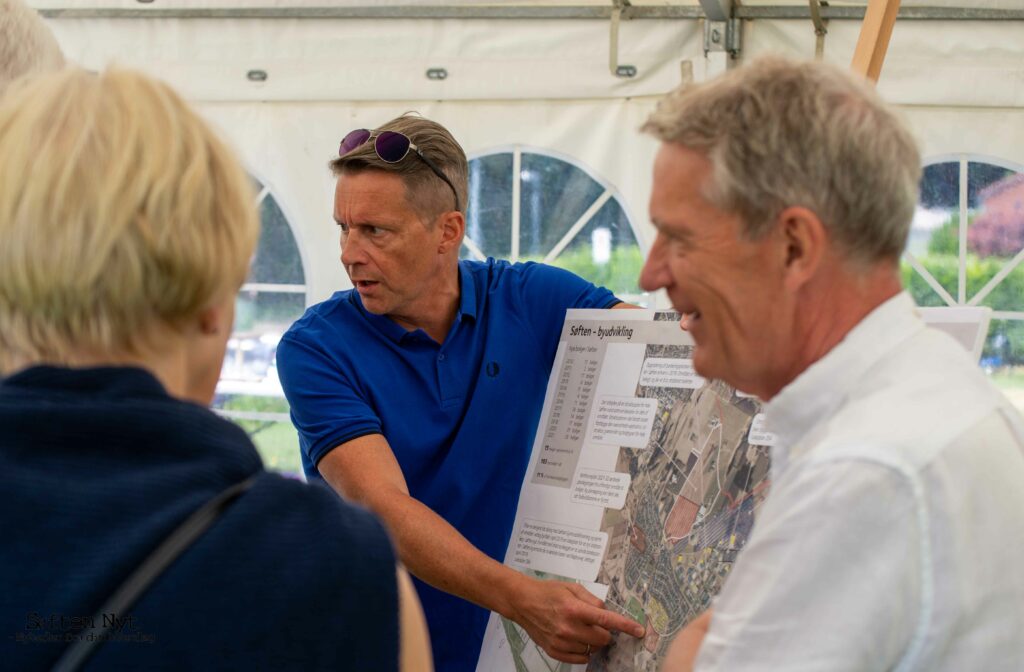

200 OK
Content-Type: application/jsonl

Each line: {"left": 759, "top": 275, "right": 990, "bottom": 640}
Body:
{"left": 464, "top": 147, "right": 649, "bottom": 305}
{"left": 213, "top": 181, "right": 306, "bottom": 476}
{"left": 903, "top": 156, "right": 1024, "bottom": 412}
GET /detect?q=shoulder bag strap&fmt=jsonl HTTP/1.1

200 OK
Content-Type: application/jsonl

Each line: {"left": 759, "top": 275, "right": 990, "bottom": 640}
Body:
{"left": 51, "top": 475, "right": 258, "bottom": 672}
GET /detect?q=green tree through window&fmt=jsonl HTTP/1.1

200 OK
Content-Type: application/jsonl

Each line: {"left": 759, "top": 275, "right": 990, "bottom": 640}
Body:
{"left": 464, "top": 147, "right": 649, "bottom": 305}
{"left": 904, "top": 156, "right": 1024, "bottom": 412}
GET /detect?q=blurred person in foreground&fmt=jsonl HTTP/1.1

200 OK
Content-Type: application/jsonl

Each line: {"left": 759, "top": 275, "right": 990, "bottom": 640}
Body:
{"left": 0, "top": 0, "right": 63, "bottom": 95}
{"left": 0, "top": 67, "right": 430, "bottom": 671}
{"left": 638, "top": 56, "right": 1024, "bottom": 671}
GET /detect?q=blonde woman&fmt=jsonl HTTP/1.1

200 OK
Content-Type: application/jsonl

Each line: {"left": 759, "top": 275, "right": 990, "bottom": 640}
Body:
{"left": 0, "top": 67, "right": 430, "bottom": 672}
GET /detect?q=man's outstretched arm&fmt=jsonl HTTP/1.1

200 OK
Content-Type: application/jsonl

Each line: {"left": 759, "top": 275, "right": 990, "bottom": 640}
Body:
{"left": 318, "top": 433, "right": 645, "bottom": 664}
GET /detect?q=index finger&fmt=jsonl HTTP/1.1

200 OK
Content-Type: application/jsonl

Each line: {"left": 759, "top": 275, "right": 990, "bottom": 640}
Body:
{"left": 580, "top": 603, "right": 645, "bottom": 639}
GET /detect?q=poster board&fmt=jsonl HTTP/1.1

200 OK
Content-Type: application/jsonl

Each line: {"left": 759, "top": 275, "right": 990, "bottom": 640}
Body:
{"left": 476, "top": 309, "right": 775, "bottom": 671}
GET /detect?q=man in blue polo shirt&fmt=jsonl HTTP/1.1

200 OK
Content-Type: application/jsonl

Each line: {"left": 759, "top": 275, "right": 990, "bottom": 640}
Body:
{"left": 277, "top": 115, "right": 644, "bottom": 671}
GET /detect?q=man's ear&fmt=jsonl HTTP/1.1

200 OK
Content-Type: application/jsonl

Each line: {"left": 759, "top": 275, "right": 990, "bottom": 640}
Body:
{"left": 437, "top": 210, "right": 465, "bottom": 255}
{"left": 777, "top": 206, "right": 828, "bottom": 291}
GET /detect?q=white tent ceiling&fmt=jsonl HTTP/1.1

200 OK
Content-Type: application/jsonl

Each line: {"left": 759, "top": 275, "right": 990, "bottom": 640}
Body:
{"left": 27, "top": 0, "right": 1024, "bottom": 303}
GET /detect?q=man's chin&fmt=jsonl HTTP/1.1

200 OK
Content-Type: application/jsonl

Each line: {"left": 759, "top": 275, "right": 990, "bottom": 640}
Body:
{"left": 694, "top": 353, "right": 760, "bottom": 398}
{"left": 690, "top": 345, "right": 707, "bottom": 372}
{"left": 690, "top": 349, "right": 721, "bottom": 385}
{"left": 356, "top": 292, "right": 389, "bottom": 315}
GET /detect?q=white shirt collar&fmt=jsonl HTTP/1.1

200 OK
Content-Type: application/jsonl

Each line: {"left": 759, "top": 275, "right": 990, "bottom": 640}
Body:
{"left": 764, "top": 291, "right": 924, "bottom": 469}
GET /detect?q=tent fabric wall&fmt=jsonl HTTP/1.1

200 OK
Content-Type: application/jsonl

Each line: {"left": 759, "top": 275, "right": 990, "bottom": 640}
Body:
{"left": 45, "top": 17, "right": 701, "bottom": 101}
{"left": 750, "top": 19, "right": 1024, "bottom": 109}
{"left": 38, "top": 6, "right": 1024, "bottom": 306}
{"left": 45, "top": 13, "right": 701, "bottom": 304}
{"left": 748, "top": 18, "right": 1024, "bottom": 200}
{"left": 197, "top": 98, "right": 664, "bottom": 303}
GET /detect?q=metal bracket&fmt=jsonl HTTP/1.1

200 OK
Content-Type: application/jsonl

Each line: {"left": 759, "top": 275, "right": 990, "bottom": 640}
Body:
{"left": 609, "top": 0, "right": 637, "bottom": 78}
{"left": 809, "top": 0, "right": 829, "bottom": 58}
{"left": 703, "top": 18, "right": 742, "bottom": 57}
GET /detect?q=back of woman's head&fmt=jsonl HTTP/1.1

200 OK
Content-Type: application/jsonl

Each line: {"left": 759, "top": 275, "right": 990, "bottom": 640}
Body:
{"left": 0, "top": 67, "right": 258, "bottom": 373}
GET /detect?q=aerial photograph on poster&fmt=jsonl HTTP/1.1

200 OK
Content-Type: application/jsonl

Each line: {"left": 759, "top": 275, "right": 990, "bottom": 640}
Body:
{"left": 476, "top": 310, "right": 775, "bottom": 672}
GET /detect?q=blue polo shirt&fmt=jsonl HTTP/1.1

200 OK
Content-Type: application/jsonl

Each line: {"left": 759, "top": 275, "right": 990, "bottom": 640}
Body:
{"left": 277, "top": 258, "right": 617, "bottom": 671}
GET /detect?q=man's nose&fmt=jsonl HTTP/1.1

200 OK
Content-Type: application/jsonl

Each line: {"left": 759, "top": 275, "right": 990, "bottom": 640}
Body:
{"left": 639, "top": 234, "right": 670, "bottom": 292}
{"left": 340, "top": 232, "right": 365, "bottom": 266}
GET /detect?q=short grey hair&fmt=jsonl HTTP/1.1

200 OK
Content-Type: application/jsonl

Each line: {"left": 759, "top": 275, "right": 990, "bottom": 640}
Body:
{"left": 0, "top": 0, "right": 64, "bottom": 97}
{"left": 330, "top": 114, "right": 468, "bottom": 221}
{"left": 643, "top": 55, "right": 921, "bottom": 264}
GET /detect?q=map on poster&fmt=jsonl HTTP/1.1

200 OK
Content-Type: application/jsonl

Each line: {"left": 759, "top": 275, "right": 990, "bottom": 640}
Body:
{"left": 475, "top": 309, "right": 776, "bottom": 672}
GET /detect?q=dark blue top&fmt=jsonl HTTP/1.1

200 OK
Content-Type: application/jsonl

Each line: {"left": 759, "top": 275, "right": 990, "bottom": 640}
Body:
{"left": 0, "top": 366, "right": 398, "bottom": 671}
{"left": 277, "top": 258, "right": 617, "bottom": 670}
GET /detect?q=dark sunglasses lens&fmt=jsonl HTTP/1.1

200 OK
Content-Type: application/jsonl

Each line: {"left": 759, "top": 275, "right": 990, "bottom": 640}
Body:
{"left": 339, "top": 129, "right": 372, "bottom": 156}
{"left": 375, "top": 131, "right": 410, "bottom": 163}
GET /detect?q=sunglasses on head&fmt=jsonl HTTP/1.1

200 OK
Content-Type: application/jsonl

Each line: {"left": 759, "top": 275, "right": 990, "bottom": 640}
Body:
{"left": 339, "top": 128, "right": 461, "bottom": 212}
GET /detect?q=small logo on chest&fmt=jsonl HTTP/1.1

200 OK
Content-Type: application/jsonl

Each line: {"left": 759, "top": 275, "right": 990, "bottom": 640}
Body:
{"left": 486, "top": 361, "right": 501, "bottom": 378}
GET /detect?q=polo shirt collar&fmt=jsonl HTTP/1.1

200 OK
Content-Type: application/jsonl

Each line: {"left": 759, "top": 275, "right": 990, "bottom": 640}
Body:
{"left": 349, "top": 263, "right": 476, "bottom": 345}
{"left": 350, "top": 290, "right": 410, "bottom": 343}
{"left": 764, "top": 291, "right": 924, "bottom": 470}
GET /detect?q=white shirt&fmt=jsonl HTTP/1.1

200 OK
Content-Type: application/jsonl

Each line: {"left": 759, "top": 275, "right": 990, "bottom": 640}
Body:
{"left": 696, "top": 292, "right": 1024, "bottom": 671}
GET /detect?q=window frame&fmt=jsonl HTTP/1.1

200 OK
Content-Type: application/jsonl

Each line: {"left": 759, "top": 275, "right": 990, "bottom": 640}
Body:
{"left": 215, "top": 173, "right": 310, "bottom": 429}
{"left": 908, "top": 154, "right": 1024, "bottom": 319}
{"left": 464, "top": 144, "right": 650, "bottom": 305}
{"left": 464, "top": 144, "right": 648, "bottom": 263}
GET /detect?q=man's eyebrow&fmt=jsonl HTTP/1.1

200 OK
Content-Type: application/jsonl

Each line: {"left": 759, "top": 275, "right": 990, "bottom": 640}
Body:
{"left": 333, "top": 216, "right": 400, "bottom": 230}
{"left": 651, "top": 217, "right": 692, "bottom": 239}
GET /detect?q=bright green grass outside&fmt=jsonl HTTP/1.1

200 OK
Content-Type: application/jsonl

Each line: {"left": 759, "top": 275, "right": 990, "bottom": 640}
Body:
{"left": 238, "top": 420, "right": 304, "bottom": 476}
{"left": 988, "top": 369, "right": 1024, "bottom": 418}
{"left": 219, "top": 394, "right": 304, "bottom": 476}
{"left": 990, "top": 369, "right": 1024, "bottom": 390}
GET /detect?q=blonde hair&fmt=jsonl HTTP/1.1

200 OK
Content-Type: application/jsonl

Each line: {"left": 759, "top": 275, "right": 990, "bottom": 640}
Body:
{"left": 643, "top": 55, "right": 921, "bottom": 264}
{"left": 0, "top": 0, "right": 64, "bottom": 97}
{"left": 0, "top": 67, "right": 258, "bottom": 372}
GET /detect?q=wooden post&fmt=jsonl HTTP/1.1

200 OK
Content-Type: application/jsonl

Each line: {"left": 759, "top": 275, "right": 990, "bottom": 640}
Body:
{"left": 850, "top": 0, "right": 901, "bottom": 82}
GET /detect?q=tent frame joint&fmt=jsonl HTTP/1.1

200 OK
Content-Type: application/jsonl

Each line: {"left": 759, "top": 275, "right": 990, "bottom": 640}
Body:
{"left": 609, "top": 0, "right": 638, "bottom": 78}
{"left": 703, "top": 18, "right": 742, "bottom": 58}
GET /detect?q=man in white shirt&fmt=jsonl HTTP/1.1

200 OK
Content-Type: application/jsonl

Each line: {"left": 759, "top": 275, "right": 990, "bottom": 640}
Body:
{"left": 639, "top": 55, "right": 1024, "bottom": 671}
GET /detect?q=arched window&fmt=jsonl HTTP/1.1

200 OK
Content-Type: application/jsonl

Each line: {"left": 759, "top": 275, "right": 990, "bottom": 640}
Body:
{"left": 464, "top": 147, "right": 649, "bottom": 305}
{"left": 904, "top": 155, "right": 1024, "bottom": 411}
{"left": 213, "top": 179, "right": 307, "bottom": 476}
